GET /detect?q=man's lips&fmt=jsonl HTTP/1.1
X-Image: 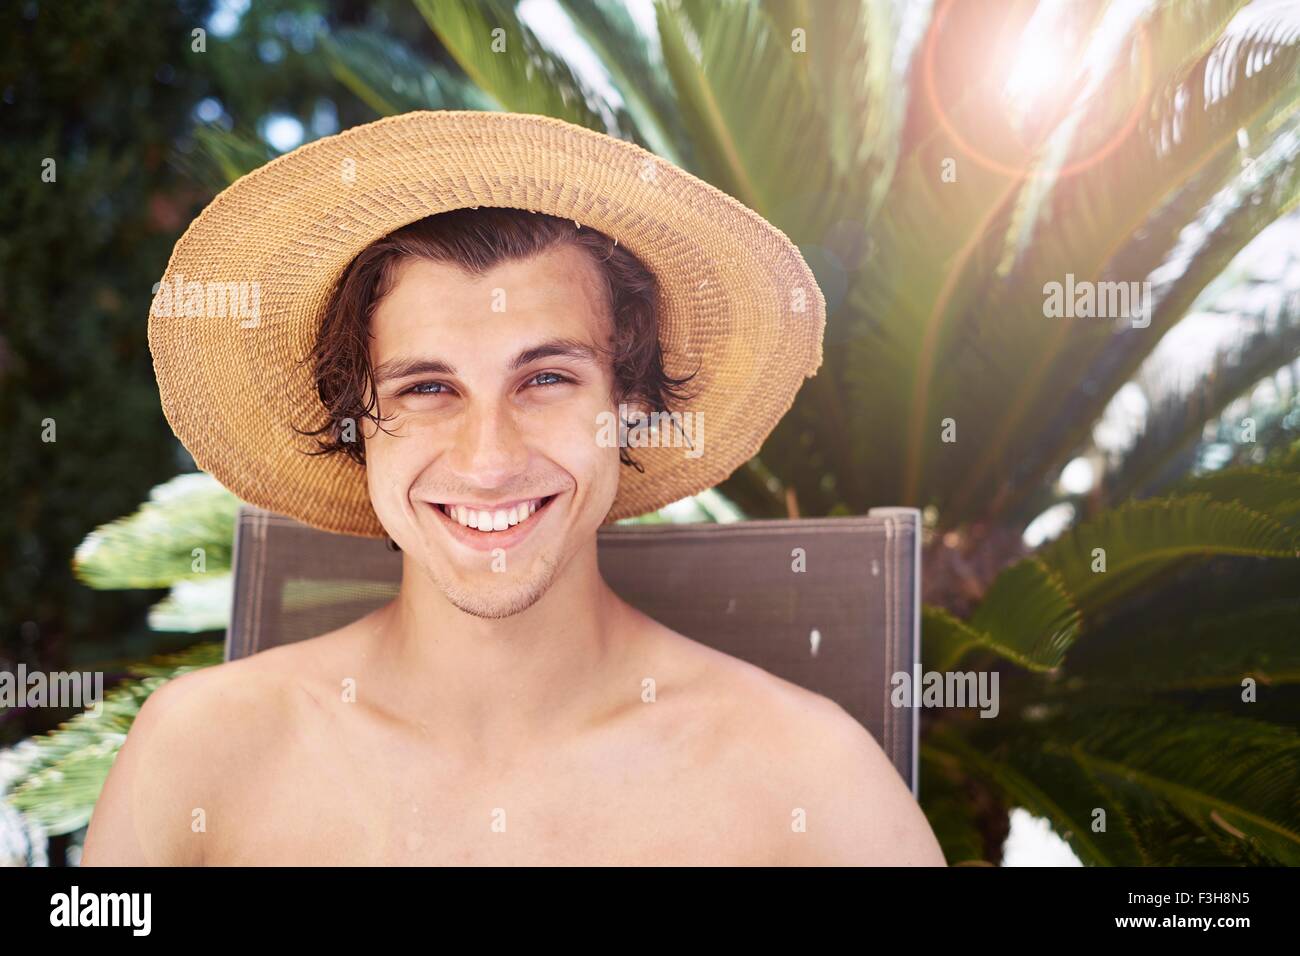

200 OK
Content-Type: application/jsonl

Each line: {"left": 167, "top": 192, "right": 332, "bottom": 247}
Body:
{"left": 425, "top": 494, "right": 559, "bottom": 552}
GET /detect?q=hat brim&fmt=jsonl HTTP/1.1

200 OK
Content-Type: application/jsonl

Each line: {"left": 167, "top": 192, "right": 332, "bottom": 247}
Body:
{"left": 149, "top": 110, "right": 825, "bottom": 537}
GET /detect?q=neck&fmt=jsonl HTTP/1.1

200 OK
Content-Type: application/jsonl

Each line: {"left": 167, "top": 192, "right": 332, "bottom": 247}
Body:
{"left": 364, "top": 539, "right": 634, "bottom": 763}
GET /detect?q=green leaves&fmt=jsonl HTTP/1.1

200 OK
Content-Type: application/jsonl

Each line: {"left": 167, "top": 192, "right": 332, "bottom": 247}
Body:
{"left": 932, "top": 706, "right": 1300, "bottom": 865}
{"left": 927, "top": 721, "right": 1137, "bottom": 865}
{"left": 923, "top": 559, "right": 1080, "bottom": 672}
{"left": 654, "top": 0, "right": 861, "bottom": 243}
{"left": 761, "top": 0, "right": 906, "bottom": 216}
{"left": 1173, "top": 466, "right": 1300, "bottom": 524}
{"left": 319, "top": 28, "right": 493, "bottom": 115}
{"left": 1071, "top": 593, "right": 1300, "bottom": 691}
{"left": 146, "top": 576, "right": 234, "bottom": 633}
{"left": 1047, "top": 707, "right": 1300, "bottom": 864}
{"left": 72, "top": 472, "right": 239, "bottom": 590}
{"left": 922, "top": 604, "right": 990, "bottom": 673}
{"left": 918, "top": 745, "right": 997, "bottom": 865}
{"left": 930, "top": 476, "right": 1300, "bottom": 863}
{"left": 1000, "top": 0, "right": 1253, "bottom": 266}
{"left": 179, "top": 124, "right": 276, "bottom": 189}
{"left": 14, "top": 475, "right": 396, "bottom": 837}
{"left": 957, "top": 7, "right": 1300, "bottom": 519}
{"left": 929, "top": 468, "right": 1299, "bottom": 673}
{"left": 1102, "top": 309, "right": 1300, "bottom": 506}
{"left": 72, "top": 472, "right": 240, "bottom": 637}
{"left": 3, "top": 642, "right": 222, "bottom": 836}
{"left": 414, "top": 0, "right": 617, "bottom": 132}
{"left": 1036, "top": 493, "right": 1298, "bottom": 611}
{"left": 558, "top": 0, "right": 686, "bottom": 163}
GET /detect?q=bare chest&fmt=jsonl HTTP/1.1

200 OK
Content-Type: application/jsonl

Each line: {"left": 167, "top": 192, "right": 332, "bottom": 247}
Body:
{"left": 213, "top": 719, "right": 776, "bottom": 866}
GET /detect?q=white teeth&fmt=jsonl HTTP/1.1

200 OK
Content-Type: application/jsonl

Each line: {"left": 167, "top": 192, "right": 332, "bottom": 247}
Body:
{"left": 441, "top": 497, "right": 548, "bottom": 532}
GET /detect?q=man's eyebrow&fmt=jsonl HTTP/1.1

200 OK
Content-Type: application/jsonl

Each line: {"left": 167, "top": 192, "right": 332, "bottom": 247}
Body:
{"left": 372, "top": 357, "right": 456, "bottom": 387}
{"left": 371, "top": 339, "right": 603, "bottom": 387}
{"left": 510, "top": 338, "right": 602, "bottom": 371}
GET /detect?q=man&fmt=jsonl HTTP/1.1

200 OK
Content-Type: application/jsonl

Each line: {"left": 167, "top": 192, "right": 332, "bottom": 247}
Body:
{"left": 83, "top": 111, "right": 945, "bottom": 866}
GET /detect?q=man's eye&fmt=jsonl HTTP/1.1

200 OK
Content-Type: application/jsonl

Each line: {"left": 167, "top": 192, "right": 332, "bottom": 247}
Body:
{"left": 530, "top": 371, "right": 572, "bottom": 388}
{"left": 406, "top": 382, "right": 449, "bottom": 396}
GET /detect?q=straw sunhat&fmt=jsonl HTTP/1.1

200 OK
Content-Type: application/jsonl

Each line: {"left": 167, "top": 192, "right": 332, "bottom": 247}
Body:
{"left": 148, "top": 110, "right": 825, "bottom": 538}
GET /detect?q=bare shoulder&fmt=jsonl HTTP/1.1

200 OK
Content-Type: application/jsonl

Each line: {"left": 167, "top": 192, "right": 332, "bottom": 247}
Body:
{"left": 80, "top": 632, "right": 340, "bottom": 866}
{"left": 657, "top": 629, "right": 946, "bottom": 866}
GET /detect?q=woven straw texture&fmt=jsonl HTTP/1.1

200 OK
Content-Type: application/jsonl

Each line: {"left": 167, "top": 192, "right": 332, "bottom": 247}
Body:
{"left": 148, "top": 110, "right": 825, "bottom": 538}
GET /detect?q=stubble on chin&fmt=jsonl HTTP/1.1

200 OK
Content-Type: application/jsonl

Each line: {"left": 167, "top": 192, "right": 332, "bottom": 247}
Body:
{"left": 433, "top": 551, "right": 564, "bottom": 620}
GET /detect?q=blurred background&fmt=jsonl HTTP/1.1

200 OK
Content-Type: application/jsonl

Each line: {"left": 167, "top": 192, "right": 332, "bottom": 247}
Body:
{"left": 2, "top": 0, "right": 1298, "bottom": 866}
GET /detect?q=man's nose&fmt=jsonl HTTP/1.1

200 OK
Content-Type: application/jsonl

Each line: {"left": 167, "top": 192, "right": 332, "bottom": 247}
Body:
{"left": 447, "top": 398, "right": 529, "bottom": 488}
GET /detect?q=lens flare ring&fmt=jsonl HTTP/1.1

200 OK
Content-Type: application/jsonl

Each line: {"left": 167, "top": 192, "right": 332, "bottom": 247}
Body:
{"left": 922, "top": 0, "right": 1153, "bottom": 181}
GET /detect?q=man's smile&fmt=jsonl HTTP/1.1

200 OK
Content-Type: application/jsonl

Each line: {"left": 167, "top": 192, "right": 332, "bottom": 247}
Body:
{"left": 426, "top": 493, "right": 560, "bottom": 551}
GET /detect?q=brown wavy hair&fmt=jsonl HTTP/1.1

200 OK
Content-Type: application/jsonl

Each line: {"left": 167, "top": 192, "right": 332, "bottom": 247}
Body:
{"left": 297, "top": 207, "right": 696, "bottom": 471}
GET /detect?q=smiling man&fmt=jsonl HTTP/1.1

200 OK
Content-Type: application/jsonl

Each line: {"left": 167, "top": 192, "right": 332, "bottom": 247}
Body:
{"left": 83, "top": 111, "right": 945, "bottom": 867}
{"left": 353, "top": 221, "right": 645, "bottom": 622}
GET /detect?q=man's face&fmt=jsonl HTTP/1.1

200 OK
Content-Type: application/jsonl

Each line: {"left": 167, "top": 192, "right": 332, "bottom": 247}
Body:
{"left": 362, "top": 243, "right": 622, "bottom": 618}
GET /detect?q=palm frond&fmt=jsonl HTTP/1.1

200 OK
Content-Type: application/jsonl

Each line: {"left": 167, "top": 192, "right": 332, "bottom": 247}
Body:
{"left": 176, "top": 124, "right": 276, "bottom": 189}
{"left": 761, "top": 0, "right": 911, "bottom": 218}
{"left": 414, "top": 0, "right": 621, "bottom": 133}
{"left": 1068, "top": 596, "right": 1300, "bottom": 690}
{"left": 1034, "top": 492, "right": 1298, "bottom": 612}
{"left": 923, "top": 559, "right": 1081, "bottom": 672}
{"left": 918, "top": 744, "right": 999, "bottom": 865}
{"left": 1173, "top": 464, "right": 1300, "bottom": 519}
{"left": 1001, "top": 0, "right": 1252, "bottom": 266}
{"left": 1042, "top": 706, "right": 1300, "bottom": 864}
{"left": 557, "top": 0, "right": 686, "bottom": 163}
{"left": 1103, "top": 309, "right": 1300, "bottom": 504}
{"left": 653, "top": 0, "right": 860, "bottom": 242}
{"left": 4, "top": 642, "right": 222, "bottom": 836}
{"left": 72, "top": 472, "right": 239, "bottom": 590}
{"left": 926, "top": 722, "right": 1144, "bottom": 865}
{"left": 936, "top": 700, "right": 1300, "bottom": 864}
{"left": 941, "top": 9, "right": 1300, "bottom": 523}
{"left": 922, "top": 604, "right": 991, "bottom": 672}
{"left": 319, "top": 27, "right": 493, "bottom": 116}
{"left": 147, "top": 574, "right": 234, "bottom": 633}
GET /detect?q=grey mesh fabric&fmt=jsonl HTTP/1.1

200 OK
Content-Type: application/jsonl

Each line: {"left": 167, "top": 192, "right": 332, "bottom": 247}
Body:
{"left": 227, "top": 506, "right": 921, "bottom": 794}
